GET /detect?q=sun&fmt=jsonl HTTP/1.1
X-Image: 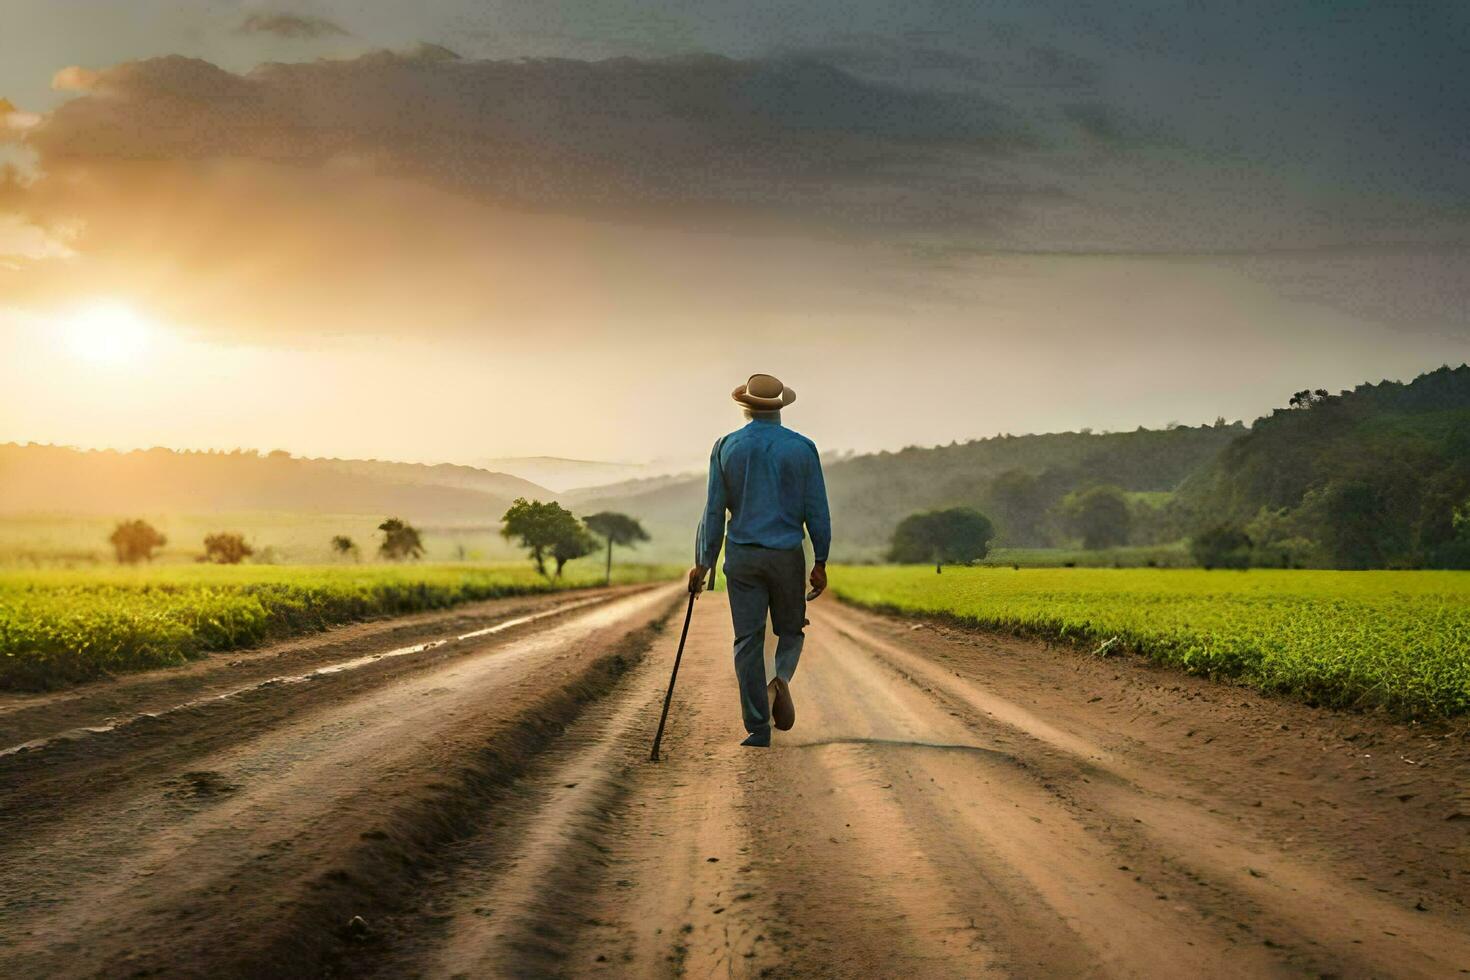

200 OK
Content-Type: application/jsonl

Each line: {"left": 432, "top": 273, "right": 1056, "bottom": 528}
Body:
{"left": 61, "top": 300, "right": 156, "bottom": 366}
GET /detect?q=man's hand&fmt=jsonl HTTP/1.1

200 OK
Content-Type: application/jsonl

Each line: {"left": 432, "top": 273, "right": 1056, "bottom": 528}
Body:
{"left": 688, "top": 565, "right": 708, "bottom": 595}
{"left": 809, "top": 560, "right": 827, "bottom": 597}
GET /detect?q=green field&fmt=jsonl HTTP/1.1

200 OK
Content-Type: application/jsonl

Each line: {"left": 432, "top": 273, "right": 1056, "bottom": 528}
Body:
{"left": 831, "top": 566, "right": 1470, "bottom": 717}
{"left": 0, "top": 562, "right": 675, "bottom": 691}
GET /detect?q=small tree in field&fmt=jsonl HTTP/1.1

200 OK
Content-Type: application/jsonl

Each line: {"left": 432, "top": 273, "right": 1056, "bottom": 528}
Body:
{"left": 502, "top": 498, "right": 583, "bottom": 577}
{"left": 109, "top": 519, "right": 167, "bottom": 564}
{"left": 202, "top": 532, "right": 253, "bottom": 564}
{"left": 331, "top": 535, "right": 358, "bottom": 561}
{"left": 889, "top": 508, "right": 993, "bottom": 573}
{"left": 1060, "top": 485, "right": 1132, "bottom": 550}
{"left": 583, "top": 511, "right": 650, "bottom": 585}
{"left": 552, "top": 524, "right": 598, "bottom": 578}
{"left": 377, "top": 517, "right": 424, "bottom": 561}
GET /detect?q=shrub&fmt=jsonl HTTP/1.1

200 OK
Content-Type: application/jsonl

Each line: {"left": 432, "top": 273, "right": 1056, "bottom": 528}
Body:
{"left": 109, "top": 519, "right": 166, "bottom": 564}
{"left": 1190, "top": 524, "right": 1252, "bottom": 569}
{"left": 202, "top": 532, "right": 254, "bottom": 564}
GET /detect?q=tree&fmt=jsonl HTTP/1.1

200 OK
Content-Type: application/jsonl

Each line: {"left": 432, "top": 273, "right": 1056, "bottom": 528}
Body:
{"left": 1127, "top": 494, "right": 1178, "bottom": 546}
{"left": 552, "top": 524, "right": 598, "bottom": 578}
{"left": 1190, "top": 524, "right": 1252, "bottom": 569}
{"left": 1243, "top": 506, "right": 1317, "bottom": 568}
{"left": 1310, "top": 480, "right": 1386, "bottom": 569}
{"left": 1288, "top": 388, "right": 1331, "bottom": 410}
{"left": 1438, "top": 496, "right": 1470, "bottom": 569}
{"left": 502, "top": 498, "right": 582, "bottom": 577}
{"left": 109, "top": 519, "right": 167, "bottom": 564}
{"left": 202, "top": 532, "right": 253, "bottom": 564}
{"left": 330, "top": 535, "right": 358, "bottom": 560}
{"left": 1059, "top": 485, "right": 1132, "bottom": 550}
{"left": 583, "top": 511, "right": 650, "bottom": 585}
{"left": 889, "top": 507, "right": 994, "bottom": 572}
{"left": 377, "top": 517, "right": 424, "bottom": 561}
{"left": 984, "top": 469, "right": 1049, "bottom": 546}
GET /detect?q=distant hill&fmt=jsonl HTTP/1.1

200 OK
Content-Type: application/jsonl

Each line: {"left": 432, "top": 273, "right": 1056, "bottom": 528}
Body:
{"left": 476, "top": 456, "right": 704, "bottom": 492}
{"left": 0, "top": 445, "right": 552, "bottom": 523}
{"left": 1177, "top": 365, "right": 1470, "bottom": 568}
{"left": 564, "top": 423, "right": 1247, "bottom": 561}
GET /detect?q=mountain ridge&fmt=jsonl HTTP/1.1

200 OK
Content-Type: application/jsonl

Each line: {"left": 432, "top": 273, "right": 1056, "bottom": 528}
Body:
{"left": 0, "top": 444, "right": 553, "bottom": 522}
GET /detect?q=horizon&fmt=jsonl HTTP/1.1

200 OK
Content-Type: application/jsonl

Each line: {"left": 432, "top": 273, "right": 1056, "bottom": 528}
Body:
{"left": 4, "top": 359, "right": 1463, "bottom": 475}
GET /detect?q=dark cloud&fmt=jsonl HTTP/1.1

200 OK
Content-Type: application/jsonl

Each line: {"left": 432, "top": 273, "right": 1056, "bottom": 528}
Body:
{"left": 774, "top": 37, "right": 1103, "bottom": 93}
{"left": 25, "top": 50, "right": 1039, "bottom": 233}
{"left": 1060, "top": 102, "right": 1170, "bottom": 149}
{"left": 238, "top": 12, "right": 349, "bottom": 40}
{"left": 16, "top": 40, "right": 1462, "bottom": 257}
{"left": 1020, "top": 46, "right": 1103, "bottom": 90}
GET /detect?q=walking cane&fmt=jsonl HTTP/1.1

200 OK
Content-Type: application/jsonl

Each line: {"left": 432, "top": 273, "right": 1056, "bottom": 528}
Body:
{"left": 650, "top": 567, "right": 714, "bottom": 762}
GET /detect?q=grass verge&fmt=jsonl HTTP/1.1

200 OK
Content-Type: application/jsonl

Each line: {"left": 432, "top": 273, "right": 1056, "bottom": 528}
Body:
{"left": 0, "top": 562, "right": 675, "bottom": 690}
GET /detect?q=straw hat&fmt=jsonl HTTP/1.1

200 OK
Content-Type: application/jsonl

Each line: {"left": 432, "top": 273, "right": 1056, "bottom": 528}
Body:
{"left": 732, "top": 373, "right": 796, "bottom": 410}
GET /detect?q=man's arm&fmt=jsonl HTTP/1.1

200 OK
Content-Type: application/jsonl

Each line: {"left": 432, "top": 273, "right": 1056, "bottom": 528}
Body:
{"left": 805, "top": 446, "right": 831, "bottom": 593}
{"left": 689, "top": 438, "right": 727, "bottom": 592}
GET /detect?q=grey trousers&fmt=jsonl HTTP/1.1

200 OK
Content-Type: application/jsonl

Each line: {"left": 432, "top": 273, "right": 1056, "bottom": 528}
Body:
{"left": 724, "top": 542, "right": 807, "bottom": 735}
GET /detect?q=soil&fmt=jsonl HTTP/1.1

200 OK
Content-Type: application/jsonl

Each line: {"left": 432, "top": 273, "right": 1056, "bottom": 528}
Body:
{"left": 1, "top": 587, "right": 1466, "bottom": 978}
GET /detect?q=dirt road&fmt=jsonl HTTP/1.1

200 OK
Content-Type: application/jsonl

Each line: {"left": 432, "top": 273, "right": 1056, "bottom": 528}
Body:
{"left": 1, "top": 585, "right": 1467, "bottom": 978}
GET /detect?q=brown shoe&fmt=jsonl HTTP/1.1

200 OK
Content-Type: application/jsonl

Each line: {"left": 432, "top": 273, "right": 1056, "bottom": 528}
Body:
{"left": 768, "top": 678, "right": 795, "bottom": 732}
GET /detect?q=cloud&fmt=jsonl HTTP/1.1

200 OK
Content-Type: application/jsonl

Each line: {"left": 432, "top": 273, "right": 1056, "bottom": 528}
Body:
{"left": 237, "top": 12, "right": 348, "bottom": 40}
{"left": 774, "top": 37, "right": 1104, "bottom": 93}
{"left": 51, "top": 66, "right": 99, "bottom": 92}
{"left": 1020, "top": 46, "right": 1104, "bottom": 90}
{"left": 0, "top": 152, "right": 941, "bottom": 343}
{"left": 21, "top": 49, "right": 1041, "bottom": 236}
{"left": 0, "top": 213, "right": 71, "bottom": 259}
{"left": 10, "top": 43, "right": 1464, "bottom": 344}
{"left": 1060, "top": 102, "right": 1171, "bottom": 149}
{"left": 0, "top": 97, "right": 40, "bottom": 136}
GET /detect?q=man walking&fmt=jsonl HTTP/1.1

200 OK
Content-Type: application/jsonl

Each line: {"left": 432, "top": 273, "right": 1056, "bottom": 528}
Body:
{"left": 689, "top": 374, "right": 831, "bottom": 747}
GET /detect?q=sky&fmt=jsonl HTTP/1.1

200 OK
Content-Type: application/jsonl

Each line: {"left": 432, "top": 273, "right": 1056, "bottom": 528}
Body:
{"left": 1, "top": 1, "right": 1467, "bottom": 467}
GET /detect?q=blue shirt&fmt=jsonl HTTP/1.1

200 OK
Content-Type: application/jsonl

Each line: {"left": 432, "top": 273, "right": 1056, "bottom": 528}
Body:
{"left": 696, "top": 418, "right": 831, "bottom": 567}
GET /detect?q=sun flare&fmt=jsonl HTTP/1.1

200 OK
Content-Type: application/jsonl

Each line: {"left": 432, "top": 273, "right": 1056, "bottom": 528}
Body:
{"left": 60, "top": 301, "right": 156, "bottom": 366}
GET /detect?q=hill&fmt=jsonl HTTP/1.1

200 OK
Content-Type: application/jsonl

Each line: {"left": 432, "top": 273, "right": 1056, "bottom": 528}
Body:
{"left": 1177, "top": 365, "right": 1470, "bottom": 568}
{"left": 0, "top": 445, "right": 552, "bottom": 523}
{"left": 476, "top": 456, "right": 705, "bottom": 492}
{"left": 476, "top": 457, "right": 649, "bottom": 493}
{"left": 564, "top": 422, "right": 1247, "bottom": 561}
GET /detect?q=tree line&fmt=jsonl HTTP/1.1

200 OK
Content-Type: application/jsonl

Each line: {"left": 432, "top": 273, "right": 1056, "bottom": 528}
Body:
{"left": 1177, "top": 365, "right": 1470, "bottom": 569}
{"left": 103, "top": 501, "right": 649, "bottom": 582}
{"left": 883, "top": 366, "right": 1470, "bottom": 570}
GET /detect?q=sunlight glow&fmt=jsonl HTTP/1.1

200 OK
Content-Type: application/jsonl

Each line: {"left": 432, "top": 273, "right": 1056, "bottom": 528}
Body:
{"left": 60, "top": 301, "right": 156, "bottom": 366}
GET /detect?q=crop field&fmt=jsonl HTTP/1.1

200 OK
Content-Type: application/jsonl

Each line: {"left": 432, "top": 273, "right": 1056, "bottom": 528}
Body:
{"left": 831, "top": 566, "right": 1470, "bottom": 717}
{"left": 0, "top": 562, "right": 674, "bottom": 691}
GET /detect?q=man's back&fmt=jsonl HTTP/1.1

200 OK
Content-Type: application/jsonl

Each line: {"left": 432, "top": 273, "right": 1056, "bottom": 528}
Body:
{"left": 697, "top": 417, "right": 830, "bottom": 568}
{"left": 689, "top": 374, "right": 828, "bottom": 747}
